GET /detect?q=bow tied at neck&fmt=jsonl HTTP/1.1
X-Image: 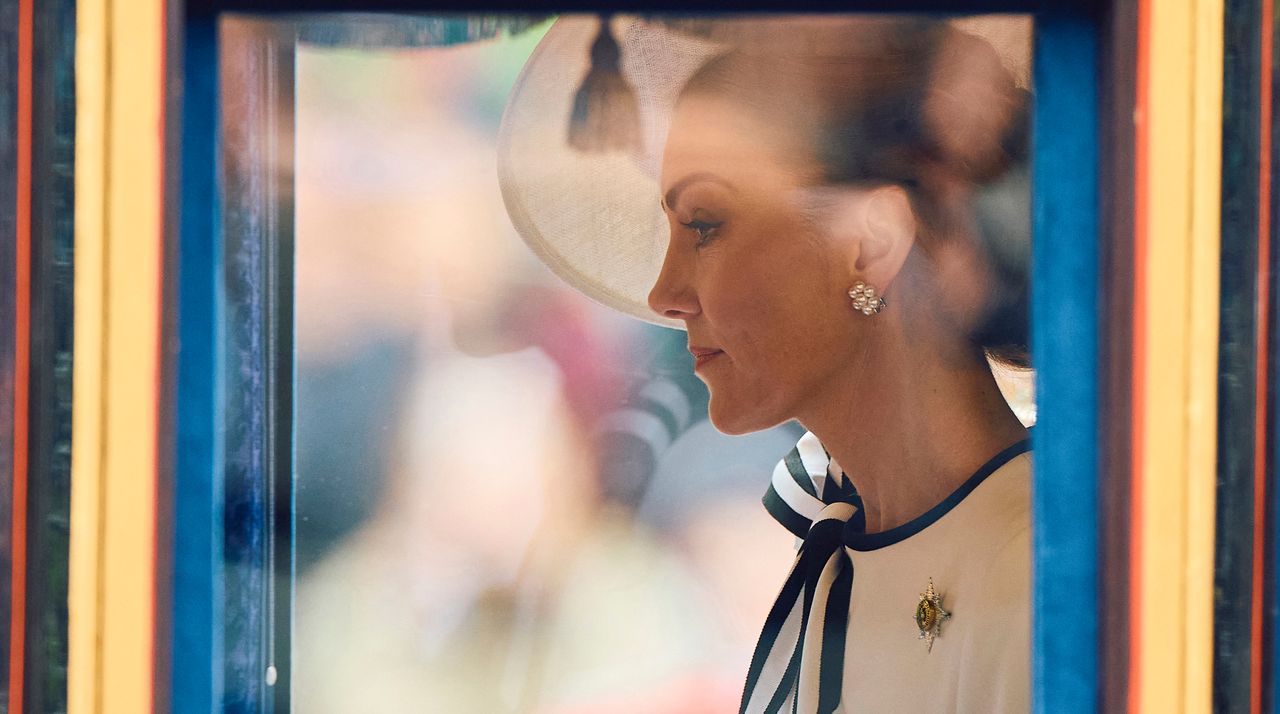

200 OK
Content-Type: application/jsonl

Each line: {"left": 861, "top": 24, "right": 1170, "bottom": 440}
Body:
{"left": 741, "top": 502, "right": 857, "bottom": 714}
{"left": 805, "top": 502, "right": 857, "bottom": 554}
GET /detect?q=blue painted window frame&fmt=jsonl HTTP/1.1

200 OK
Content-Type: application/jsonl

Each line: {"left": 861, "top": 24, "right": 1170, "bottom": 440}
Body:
{"left": 170, "top": 2, "right": 1103, "bottom": 712}
{"left": 174, "top": 12, "right": 226, "bottom": 714}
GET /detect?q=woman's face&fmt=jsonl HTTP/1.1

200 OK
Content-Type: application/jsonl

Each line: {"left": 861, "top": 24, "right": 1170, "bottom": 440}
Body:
{"left": 651, "top": 94, "right": 866, "bottom": 434}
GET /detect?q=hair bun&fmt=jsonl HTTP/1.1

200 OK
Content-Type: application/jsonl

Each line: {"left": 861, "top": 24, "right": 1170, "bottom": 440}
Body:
{"left": 924, "top": 28, "right": 1029, "bottom": 185}
{"left": 927, "top": 23, "right": 1032, "bottom": 366}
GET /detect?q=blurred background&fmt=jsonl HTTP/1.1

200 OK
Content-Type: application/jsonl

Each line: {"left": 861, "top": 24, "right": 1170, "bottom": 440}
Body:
{"left": 286, "top": 20, "right": 808, "bottom": 713}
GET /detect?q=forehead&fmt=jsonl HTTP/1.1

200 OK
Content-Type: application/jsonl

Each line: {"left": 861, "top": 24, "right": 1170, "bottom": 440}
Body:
{"left": 659, "top": 94, "right": 818, "bottom": 201}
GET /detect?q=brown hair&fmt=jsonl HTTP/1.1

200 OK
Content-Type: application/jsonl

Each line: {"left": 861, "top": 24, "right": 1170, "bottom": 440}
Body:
{"left": 679, "top": 17, "right": 1031, "bottom": 367}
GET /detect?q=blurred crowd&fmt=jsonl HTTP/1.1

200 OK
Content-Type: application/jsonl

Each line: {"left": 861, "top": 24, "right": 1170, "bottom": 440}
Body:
{"left": 285, "top": 28, "right": 799, "bottom": 713}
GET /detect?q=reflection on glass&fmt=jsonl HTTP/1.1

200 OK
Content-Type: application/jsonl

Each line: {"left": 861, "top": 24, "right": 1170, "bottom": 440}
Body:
{"left": 288, "top": 21, "right": 801, "bottom": 713}
{"left": 275, "top": 13, "right": 1035, "bottom": 712}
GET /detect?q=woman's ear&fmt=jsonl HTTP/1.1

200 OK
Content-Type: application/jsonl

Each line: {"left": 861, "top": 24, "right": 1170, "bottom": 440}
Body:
{"left": 831, "top": 185, "right": 916, "bottom": 292}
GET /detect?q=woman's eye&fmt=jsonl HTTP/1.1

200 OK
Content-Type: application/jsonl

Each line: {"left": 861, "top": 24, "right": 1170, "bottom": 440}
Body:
{"left": 681, "top": 219, "right": 723, "bottom": 246}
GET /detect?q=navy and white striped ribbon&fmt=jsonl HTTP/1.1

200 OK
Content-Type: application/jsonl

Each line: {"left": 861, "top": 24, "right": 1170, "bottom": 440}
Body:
{"left": 761, "top": 431, "right": 861, "bottom": 539}
{"left": 593, "top": 376, "right": 696, "bottom": 505}
{"left": 746, "top": 431, "right": 1033, "bottom": 713}
{"left": 744, "top": 433, "right": 860, "bottom": 714}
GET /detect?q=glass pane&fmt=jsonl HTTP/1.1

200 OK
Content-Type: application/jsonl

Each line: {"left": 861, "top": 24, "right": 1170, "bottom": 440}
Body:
{"left": 223, "top": 13, "right": 1036, "bottom": 712}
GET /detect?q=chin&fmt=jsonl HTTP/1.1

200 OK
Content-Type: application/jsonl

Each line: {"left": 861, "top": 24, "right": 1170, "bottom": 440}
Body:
{"left": 706, "top": 394, "right": 785, "bottom": 436}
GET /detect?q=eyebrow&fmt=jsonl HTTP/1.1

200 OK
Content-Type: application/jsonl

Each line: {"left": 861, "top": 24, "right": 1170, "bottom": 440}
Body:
{"left": 661, "top": 172, "right": 736, "bottom": 211}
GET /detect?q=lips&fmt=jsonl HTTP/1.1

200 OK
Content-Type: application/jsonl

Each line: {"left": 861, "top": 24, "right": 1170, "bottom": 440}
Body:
{"left": 689, "top": 346, "right": 725, "bottom": 368}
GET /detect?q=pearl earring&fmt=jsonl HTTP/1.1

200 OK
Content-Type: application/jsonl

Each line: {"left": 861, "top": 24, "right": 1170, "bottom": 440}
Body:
{"left": 848, "top": 281, "right": 886, "bottom": 316}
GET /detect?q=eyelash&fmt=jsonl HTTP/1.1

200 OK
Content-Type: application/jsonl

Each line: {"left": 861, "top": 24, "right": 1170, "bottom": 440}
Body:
{"left": 681, "top": 219, "right": 723, "bottom": 246}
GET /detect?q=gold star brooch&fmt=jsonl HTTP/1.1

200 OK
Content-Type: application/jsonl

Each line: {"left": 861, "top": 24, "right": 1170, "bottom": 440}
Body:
{"left": 915, "top": 578, "right": 951, "bottom": 652}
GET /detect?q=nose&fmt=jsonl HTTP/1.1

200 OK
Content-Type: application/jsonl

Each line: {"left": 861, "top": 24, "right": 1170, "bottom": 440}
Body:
{"left": 647, "top": 243, "right": 700, "bottom": 321}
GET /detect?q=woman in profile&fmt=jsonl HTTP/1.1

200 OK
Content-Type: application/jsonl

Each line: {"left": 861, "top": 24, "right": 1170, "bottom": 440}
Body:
{"left": 500, "top": 15, "right": 1034, "bottom": 712}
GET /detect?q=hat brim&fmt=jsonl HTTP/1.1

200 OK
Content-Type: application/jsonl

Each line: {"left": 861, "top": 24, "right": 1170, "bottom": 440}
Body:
{"left": 499, "top": 15, "right": 729, "bottom": 330}
{"left": 497, "top": 15, "right": 1031, "bottom": 331}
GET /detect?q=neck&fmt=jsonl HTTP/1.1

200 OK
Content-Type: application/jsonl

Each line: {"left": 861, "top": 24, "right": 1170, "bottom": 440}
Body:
{"left": 797, "top": 335, "right": 1027, "bottom": 534}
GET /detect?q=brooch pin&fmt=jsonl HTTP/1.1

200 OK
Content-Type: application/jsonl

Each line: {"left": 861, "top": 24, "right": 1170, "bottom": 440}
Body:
{"left": 915, "top": 578, "right": 951, "bottom": 652}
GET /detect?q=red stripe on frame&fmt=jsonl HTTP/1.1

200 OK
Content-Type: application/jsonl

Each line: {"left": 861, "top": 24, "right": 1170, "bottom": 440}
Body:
{"left": 1252, "top": 1, "right": 1274, "bottom": 711}
{"left": 10, "top": 0, "right": 33, "bottom": 711}
{"left": 1129, "top": 0, "right": 1152, "bottom": 709}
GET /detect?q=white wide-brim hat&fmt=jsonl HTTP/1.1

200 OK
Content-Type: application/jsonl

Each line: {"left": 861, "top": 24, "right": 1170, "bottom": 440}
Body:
{"left": 498, "top": 14, "right": 1031, "bottom": 330}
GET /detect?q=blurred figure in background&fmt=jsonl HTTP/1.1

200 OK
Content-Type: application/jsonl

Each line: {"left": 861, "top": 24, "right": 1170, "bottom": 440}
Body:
{"left": 289, "top": 31, "right": 795, "bottom": 713}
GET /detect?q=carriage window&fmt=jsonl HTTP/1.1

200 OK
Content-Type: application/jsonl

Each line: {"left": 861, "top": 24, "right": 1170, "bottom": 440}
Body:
{"left": 220, "top": 13, "right": 1035, "bottom": 710}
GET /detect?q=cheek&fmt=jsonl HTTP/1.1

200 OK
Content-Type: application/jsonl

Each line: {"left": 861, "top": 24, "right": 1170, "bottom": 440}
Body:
{"left": 698, "top": 242, "right": 852, "bottom": 434}
{"left": 703, "top": 243, "right": 843, "bottom": 381}
{"left": 700, "top": 254, "right": 793, "bottom": 349}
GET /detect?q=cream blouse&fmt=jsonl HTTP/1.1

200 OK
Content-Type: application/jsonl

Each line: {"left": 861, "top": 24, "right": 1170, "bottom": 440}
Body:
{"left": 742, "top": 432, "right": 1033, "bottom": 713}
